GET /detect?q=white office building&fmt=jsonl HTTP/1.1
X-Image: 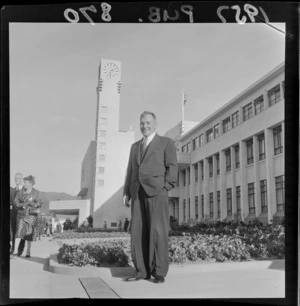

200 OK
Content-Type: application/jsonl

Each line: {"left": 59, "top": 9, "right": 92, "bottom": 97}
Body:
{"left": 167, "top": 62, "right": 285, "bottom": 225}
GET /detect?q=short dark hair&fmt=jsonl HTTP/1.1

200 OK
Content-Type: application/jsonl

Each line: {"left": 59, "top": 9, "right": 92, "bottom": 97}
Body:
{"left": 140, "top": 111, "right": 156, "bottom": 121}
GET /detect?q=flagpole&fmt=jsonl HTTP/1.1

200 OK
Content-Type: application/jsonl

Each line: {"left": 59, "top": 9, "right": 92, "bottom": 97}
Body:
{"left": 181, "top": 88, "right": 184, "bottom": 134}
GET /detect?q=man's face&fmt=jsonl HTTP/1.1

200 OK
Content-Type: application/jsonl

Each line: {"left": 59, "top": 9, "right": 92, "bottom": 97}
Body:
{"left": 15, "top": 174, "right": 23, "bottom": 186}
{"left": 140, "top": 114, "right": 156, "bottom": 137}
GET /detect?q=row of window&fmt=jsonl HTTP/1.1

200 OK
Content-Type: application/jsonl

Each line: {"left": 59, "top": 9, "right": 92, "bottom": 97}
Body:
{"left": 182, "top": 125, "right": 283, "bottom": 185}
{"left": 181, "top": 82, "right": 284, "bottom": 153}
{"left": 182, "top": 175, "right": 285, "bottom": 221}
{"left": 95, "top": 105, "right": 108, "bottom": 187}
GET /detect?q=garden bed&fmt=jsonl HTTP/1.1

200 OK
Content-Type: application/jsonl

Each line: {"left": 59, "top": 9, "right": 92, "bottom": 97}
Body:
{"left": 54, "top": 231, "right": 130, "bottom": 240}
{"left": 56, "top": 221, "right": 284, "bottom": 268}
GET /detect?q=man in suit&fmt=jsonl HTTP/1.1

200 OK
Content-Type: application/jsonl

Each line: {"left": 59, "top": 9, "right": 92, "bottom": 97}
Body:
{"left": 123, "top": 111, "right": 178, "bottom": 284}
{"left": 10, "top": 172, "right": 24, "bottom": 255}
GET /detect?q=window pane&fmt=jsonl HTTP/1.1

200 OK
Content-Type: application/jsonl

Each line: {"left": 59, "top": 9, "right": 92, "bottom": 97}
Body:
{"left": 99, "top": 142, "right": 106, "bottom": 149}
{"left": 199, "top": 134, "right": 204, "bottom": 147}
{"left": 99, "top": 130, "right": 106, "bottom": 137}
{"left": 100, "top": 106, "right": 108, "bottom": 113}
{"left": 254, "top": 95, "right": 264, "bottom": 114}
{"left": 214, "top": 124, "right": 220, "bottom": 138}
{"left": 97, "top": 167, "right": 105, "bottom": 173}
{"left": 225, "top": 150, "right": 231, "bottom": 171}
{"left": 99, "top": 118, "right": 107, "bottom": 125}
{"left": 97, "top": 180, "right": 104, "bottom": 186}
{"left": 222, "top": 117, "right": 231, "bottom": 133}
{"left": 268, "top": 84, "right": 280, "bottom": 106}
{"left": 243, "top": 103, "right": 253, "bottom": 121}
{"left": 232, "top": 111, "right": 239, "bottom": 128}
{"left": 206, "top": 129, "right": 213, "bottom": 142}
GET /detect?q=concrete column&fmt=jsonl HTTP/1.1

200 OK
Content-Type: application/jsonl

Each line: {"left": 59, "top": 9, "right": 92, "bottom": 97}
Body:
{"left": 280, "top": 81, "right": 285, "bottom": 102}
{"left": 190, "top": 165, "right": 195, "bottom": 223}
{"left": 239, "top": 105, "right": 244, "bottom": 124}
{"left": 197, "top": 161, "right": 202, "bottom": 221}
{"left": 219, "top": 150, "right": 227, "bottom": 220}
{"left": 203, "top": 158, "right": 209, "bottom": 219}
{"left": 281, "top": 122, "right": 285, "bottom": 156}
{"left": 219, "top": 119, "right": 223, "bottom": 136}
{"left": 213, "top": 154, "right": 218, "bottom": 220}
{"left": 263, "top": 89, "right": 269, "bottom": 110}
{"left": 253, "top": 135, "right": 261, "bottom": 217}
{"left": 185, "top": 168, "right": 189, "bottom": 222}
{"left": 178, "top": 170, "right": 184, "bottom": 223}
{"left": 231, "top": 146, "right": 237, "bottom": 216}
{"left": 239, "top": 140, "right": 247, "bottom": 221}
{"left": 265, "top": 128, "right": 276, "bottom": 222}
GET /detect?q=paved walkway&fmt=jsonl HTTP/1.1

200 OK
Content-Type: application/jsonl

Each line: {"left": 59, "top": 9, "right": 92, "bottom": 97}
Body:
{"left": 10, "top": 237, "right": 285, "bottom": 299}
{"left": 10, "top": 237, "right": 88, "bottom": 299}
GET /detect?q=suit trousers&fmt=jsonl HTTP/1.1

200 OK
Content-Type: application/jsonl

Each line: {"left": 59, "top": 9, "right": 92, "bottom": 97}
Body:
{"left": 130, "top": 185, "right": 169, "bottom": 278}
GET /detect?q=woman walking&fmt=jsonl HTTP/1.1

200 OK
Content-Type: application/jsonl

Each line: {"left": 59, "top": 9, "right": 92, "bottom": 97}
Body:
{"left": 15, "top": 175, "right": 43, "bottom": 257}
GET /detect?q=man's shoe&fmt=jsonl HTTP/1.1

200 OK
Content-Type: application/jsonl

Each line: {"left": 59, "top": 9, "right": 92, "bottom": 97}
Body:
{"left": 25, "top": 254, "right": 30, "bottom": 258}
{"left": 125, "top": 274, "right": 150, "bottom": 281}
{"left": 124, "top": 275, "right": 143, "bottom": 281}
{"left": 154, "top": 276, "right": 165, "bottom": 284}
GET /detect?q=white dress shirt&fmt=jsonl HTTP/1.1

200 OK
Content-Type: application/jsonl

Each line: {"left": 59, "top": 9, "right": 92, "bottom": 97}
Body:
{"left": 143, "top": 132, "right": 156, "bottom": 147}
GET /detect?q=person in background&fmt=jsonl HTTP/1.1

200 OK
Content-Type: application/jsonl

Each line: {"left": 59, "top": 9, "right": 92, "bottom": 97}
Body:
{"left": 15, "top": 175, "right": 43, "bottom": 257}
{"left": 63, "top": 218, "right": 73, "bottom": 231}
{"left": 10, "top": 173, "right": 24, "bottom": 255}
{"left": 37, "top": 215, "right": 44, "bottom": 240}
{"left": 44, "top": 223, "right": 49, "bottom": 236}
{"left": 82, "top": 218, "right": 89, "bottom": 228}
{"left": 87, "top": 215, "right": 93, "bottom": 228}
{"left": 103, "top": 221, "right": 107, "bottom": 229}
{"left": 118, "top": 220, "right": 122, "bottom": 231}
{"left": 124, "top": 218, "right": 129, "bottom": 232}
{"left": 56, "top": 222, "right": 62, "bottom": 233}
{"left": 49, "top": 223, "right": 53, "bottom": 236}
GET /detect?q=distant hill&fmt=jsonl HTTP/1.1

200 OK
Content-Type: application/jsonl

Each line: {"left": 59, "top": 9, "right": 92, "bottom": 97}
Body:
{"left": 39, "top": 191, "right": 79, "bottom": 215}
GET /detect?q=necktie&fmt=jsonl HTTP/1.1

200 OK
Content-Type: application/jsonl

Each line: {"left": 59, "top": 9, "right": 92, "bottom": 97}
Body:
{"left": 140, "top": 137, "right": 147, "bottom": 160}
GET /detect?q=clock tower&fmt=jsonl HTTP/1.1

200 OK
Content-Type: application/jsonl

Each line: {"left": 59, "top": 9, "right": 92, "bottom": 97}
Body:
{"left": 95, "top": 59, "right": 122, "bottom": 140}
{"left": 90, "top": 59, "right": 134, "bottom": 227}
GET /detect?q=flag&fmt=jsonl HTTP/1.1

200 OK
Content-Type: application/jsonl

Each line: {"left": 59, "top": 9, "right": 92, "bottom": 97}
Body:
{"left": 182, "top": 89, "right": 187, "bottom": 105}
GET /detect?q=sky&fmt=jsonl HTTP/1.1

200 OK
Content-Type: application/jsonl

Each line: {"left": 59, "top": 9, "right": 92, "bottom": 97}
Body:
{"left": 9, "top": 22, "right": 285, "bottom": 195}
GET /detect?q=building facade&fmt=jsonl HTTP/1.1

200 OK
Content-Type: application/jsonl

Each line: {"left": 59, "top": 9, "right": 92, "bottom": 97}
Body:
{"left": 78, "top": 59, "right": 135, "bottom": 228}
{"left": 168, "top": 63, "right": 285, "bottom": 224}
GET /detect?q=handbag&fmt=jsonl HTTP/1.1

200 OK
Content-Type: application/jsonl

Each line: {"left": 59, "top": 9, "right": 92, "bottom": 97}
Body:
{"left": 29, "top": 202, "right": 41, "bottom": 215}
{"left": 29, "top": 206, "right": 40, "bottom": 215}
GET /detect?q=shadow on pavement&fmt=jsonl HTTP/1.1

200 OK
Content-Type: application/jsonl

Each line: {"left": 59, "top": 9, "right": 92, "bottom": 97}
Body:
{"left": 18, "top": 256, "right": 50, "bottom": 271}
{"left": 268, "top": 260, "right": 285, "bottom": 271}
{"left": 109, "top": 267, "right": 135, "bottom": 278}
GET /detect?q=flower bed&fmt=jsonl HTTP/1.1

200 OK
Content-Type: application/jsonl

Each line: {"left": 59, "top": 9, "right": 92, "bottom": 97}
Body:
{"left": 54, "top": 230, "right": 130, "bottom": 240}
{"left": 170, "top": 221, "right": 285, "bottom": 259}
{"left": 75, "top": 227, "right": 124, "bottom": 233}
{"left": 57, "top": 239, "right": 131, "bottom": 267}
{"left": 56, "top": 220, "right": 285, "bottom": 267}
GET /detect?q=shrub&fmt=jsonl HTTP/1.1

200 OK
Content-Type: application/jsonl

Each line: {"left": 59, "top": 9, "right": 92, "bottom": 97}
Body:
{"left": 168, "top": 234, "right": 251, "bottom": 264}
{"left": 57, "top": 239, "right": 131, "bottom": 267}
{"left": 170, "top": 221, "right": 285, "bottom": 259}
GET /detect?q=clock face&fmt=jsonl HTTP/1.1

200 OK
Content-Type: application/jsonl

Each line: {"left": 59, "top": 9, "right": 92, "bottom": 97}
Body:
{"left": 103, "top": 62, "right": 119, "bottom": 79}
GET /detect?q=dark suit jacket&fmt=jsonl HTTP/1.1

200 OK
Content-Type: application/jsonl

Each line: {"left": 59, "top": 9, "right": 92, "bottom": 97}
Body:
{"left": 124, "top": 134, "right": 178, "bottom": 202}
